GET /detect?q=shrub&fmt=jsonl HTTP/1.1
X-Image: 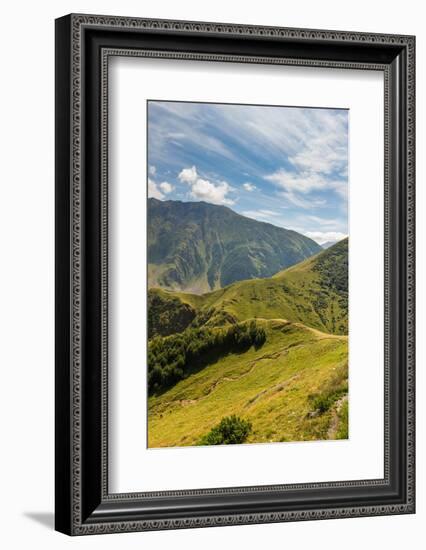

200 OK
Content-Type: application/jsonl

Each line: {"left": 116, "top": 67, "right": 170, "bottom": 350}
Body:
{"left": 198, "top": 415, "right": 252, "bottom": 445}
{"left": 148, "top": 291, "right": 195, "bottom": 338}
{"left": 310, "top": 394, "right": 335, "bottom": 413}
{"left": 148, "top": 321, "right": 267, "bottom": 395}
{"left": 308, "top": 362, "right": 348, "bottom": 415}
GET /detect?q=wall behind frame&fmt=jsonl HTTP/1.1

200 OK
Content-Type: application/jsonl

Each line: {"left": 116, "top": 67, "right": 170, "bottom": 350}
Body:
{"left": 0, "top": 0, "right": 422, "bottom": 548}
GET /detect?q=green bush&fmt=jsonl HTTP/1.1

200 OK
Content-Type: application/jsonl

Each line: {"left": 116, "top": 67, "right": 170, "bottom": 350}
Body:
{"left": 310, "top": 394, "right": 335, "bottom": 413}
{"left": 198, "top": 415, "right": 252, "bottom": 445}
{"left": 148, "top": 321, "right": 267, "bottom": 395}
{"left": 308, "top": 362, "right": 348, "bottom": 414}
{"left": 148, "top": 291, "right": 196, "bottom": 338}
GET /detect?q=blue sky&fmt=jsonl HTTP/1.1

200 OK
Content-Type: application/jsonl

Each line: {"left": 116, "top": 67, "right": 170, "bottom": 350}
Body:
{"left": 147, "top": 100, "right": 348, "bottom": 245}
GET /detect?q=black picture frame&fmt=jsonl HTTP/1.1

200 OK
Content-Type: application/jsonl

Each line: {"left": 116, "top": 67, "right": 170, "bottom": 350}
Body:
{"left": 55, "top": 13, "right": 415, "bottom": 535}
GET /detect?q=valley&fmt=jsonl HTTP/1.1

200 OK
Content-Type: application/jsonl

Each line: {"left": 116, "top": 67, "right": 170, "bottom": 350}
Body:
{"left": 147, "top": 238, "right": 349, "bottom": 447}
{"left": 147, "top": 198, "right": 321, "bottom": 293}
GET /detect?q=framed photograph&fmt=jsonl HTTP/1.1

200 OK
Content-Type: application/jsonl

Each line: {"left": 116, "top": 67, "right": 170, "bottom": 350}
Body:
{"left": 55, "top": 14, "right": 415, "bottom": 535}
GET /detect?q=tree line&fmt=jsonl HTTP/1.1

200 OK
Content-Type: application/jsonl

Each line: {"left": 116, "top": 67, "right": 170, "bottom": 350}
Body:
{"left": 148, "top": 321, "right": 266, "bottom": 395}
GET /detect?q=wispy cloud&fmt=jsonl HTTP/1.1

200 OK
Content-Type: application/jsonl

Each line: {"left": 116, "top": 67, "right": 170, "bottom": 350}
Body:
{"left": 306, "top": 215, "right": 341, "bottom": 228}
{"left": 242, "top": 209, "right": 280, "bottom": 221}
{"left": 277, "top": 190, "right": 326, "bottom": 209}
{"left": 166, "top": 132, "right": 186, "bottom": 139}
{"left": 148, "top": 101, "right": 348, "bottom": 236}
{"left": 148, "top": 101, "right": 347, "bottom": 180}
{"left": 265, "top": 169, "right": 344, "bottom": 195}
{"left": 264, "top": 115, "right": 347, "bottom": 209}
{"left": 148, "top": 102, "right": 237, "bottom": 168}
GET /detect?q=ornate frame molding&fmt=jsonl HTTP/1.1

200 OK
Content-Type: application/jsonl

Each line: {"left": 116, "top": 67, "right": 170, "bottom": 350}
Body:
{"left": 55, "top": 14, "right": 415, "bottom": 536}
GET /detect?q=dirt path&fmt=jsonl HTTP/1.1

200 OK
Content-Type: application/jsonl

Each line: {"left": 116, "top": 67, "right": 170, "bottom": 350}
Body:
{"left": 244, "top": 373, "right": 300, "bottom": 408}
{"left": 327, "top": 395, "right": 348, "bottom": 439}
{"left": 248, "top": 317, "right": 348, "bottom": 341}
{"left": 293, "top": 323, "right": 348, "bottom": 341}
{"left": 151, "top": 320, "right": 347, "bottom": 415}
{"left": 151, "top": 341, "right": 305, "bottom": 412}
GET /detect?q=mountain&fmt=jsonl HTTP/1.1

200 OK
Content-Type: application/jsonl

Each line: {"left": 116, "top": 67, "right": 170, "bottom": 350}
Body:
{"left": 147, "top": 239, "right": 349, "bottom": 447}
{"left": 148, "top": 198, "right": 322, "bottom": 293}
{"left": 149, "top": 238, "right": 349, "bottom": 337}
{"left": 321, "top": 240, "right": 338, "bottom": 249}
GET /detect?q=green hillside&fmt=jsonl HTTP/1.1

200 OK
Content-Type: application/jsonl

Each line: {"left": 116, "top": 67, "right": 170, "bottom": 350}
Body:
{"left": 147, "top": 239, "right": 349, "bottom": 447}
{"left": 148, "top": 319, "right": 348, "bottom": 447}
{"left": 149, "top": 238, "right": 348, "bottom": 336}
{"left": 148, "top": 198, "right": 321, "bottom": 293}
{"left": 148, "top": 289, "right": 196, "bottom": 338}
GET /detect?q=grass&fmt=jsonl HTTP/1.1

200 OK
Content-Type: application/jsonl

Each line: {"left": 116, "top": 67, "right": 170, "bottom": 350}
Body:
{"left": 148, "top": 319, "right": 348, "bottom": 448}
{"left": 336, "top": 399, "right": 349, "bottom": 439}
{"left": 308, "top": 362, "right": 348, "bottom": 413}
{"left": 198, "top": 415, "right": 252, "bottom": 445}
{"left": 155, "top": 239, "right": 348, "bottom": 336}
{"left": 147, "top": 240, "right": 349, "bottom": 447}
{"left": 147, "top": 198, "right": 321, "bottom": 293}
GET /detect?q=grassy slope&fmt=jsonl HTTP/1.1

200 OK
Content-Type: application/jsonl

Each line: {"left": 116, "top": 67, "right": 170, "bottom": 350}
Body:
{"left": 148, "top": 319, "right": 348, "bottom": 448}
{"left": 148, "top": 240, "right": 349, "bottom": 447}
{"left": 152, "top": 238, "right": 348, "bottom": 336}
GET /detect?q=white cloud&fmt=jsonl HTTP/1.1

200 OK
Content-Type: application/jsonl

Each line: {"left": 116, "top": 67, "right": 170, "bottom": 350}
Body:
{"left": 278, "top": 190, "right": 326, "bottom": 209}
{"left": 148, "top": 177, "right": 174, "bottom": 198}
{"left": 265, "top": 169, "right": 328, "bottom": 194}
{"left": 178, "top": 165, "right": 234, "bottom": 205}
{"left": 159, "top": 181, "right": 174, "bottom": 194}
{"left": 149, "top": 165, "right": 156, "bottom": 176}
{"left": 288, "top": 138, "right": 347, "bottom": 176}
{"left": 268, "top": 170, "right": 346, "bottom": 196}
{"left": 257, "top": 110, "right": 348, "bottom": 208}
{"left": 148, "top": 177, "right": 164, "bottom": 200}
{"left": 148, "top": 102, "right": 348, "bottom": 233}
{"left": 305, "top": 231, "right": 347, "bottom": 246}
{"left": 265, "top": 168, "right": 346, "bottom": 199}
{"left": 167, "top": 132, "right": 185, "bottom": 139}
{"left": 213, "top": 105, "right": 348, "bottom": 180}
{"left": 190, "top": 179, "right": 233, "bottom": 205}
{"left": 306, "top": 215, "right": 341, "bottom": 228}
{"left": 149, "top": 102, "right": 348, "bottom": 199}
{"left": 259, "top": 209, "right": 279, "bottom": 217}
{"left": 178, "top": 166, "right": 198, "bottom": 185}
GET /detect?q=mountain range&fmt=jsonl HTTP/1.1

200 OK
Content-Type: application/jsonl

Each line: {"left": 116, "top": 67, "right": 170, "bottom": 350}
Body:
{"left": 148, "top": 237, "right": 348, "bottom": 339}
{"left": 147, "top": 199, "right": 348, "bottom": 447}
{"left": 148, "top": 198, "right": 322, "bottom": 294}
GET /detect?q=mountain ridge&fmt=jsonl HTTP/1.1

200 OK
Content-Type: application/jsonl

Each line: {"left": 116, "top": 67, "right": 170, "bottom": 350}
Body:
{"left": 149, "top": 238, "right": 348, "bottom": 338}
{"left": 147, "top": 238, "right": 349, "bottom": 446}
{"left": 321, "top": 240, "right": 338, "bottom": 249}
{"left": 148, "top": 198, "right": 322, "bottom": 293}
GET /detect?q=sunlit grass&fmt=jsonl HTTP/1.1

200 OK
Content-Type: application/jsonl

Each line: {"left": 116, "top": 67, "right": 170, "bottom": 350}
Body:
{"left": 148, "top": 320, "right": 348, "bottom": 448}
